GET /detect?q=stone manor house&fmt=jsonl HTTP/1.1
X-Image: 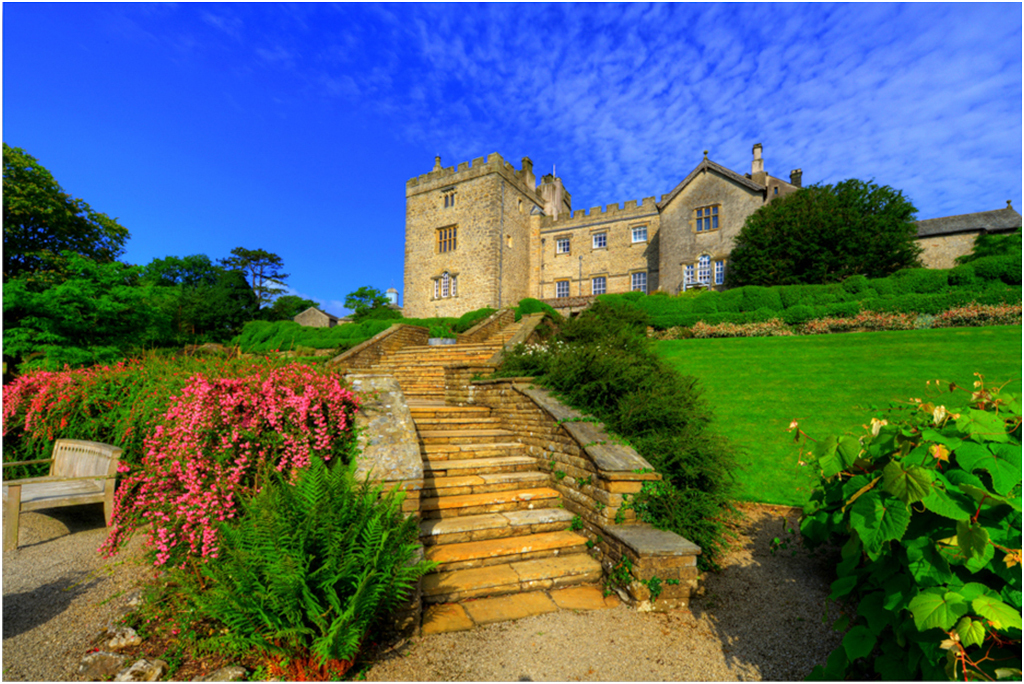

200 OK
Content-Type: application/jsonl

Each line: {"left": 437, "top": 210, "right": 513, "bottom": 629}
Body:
{"left": 402, "top": 145, "right": 1021, "bottom": 318}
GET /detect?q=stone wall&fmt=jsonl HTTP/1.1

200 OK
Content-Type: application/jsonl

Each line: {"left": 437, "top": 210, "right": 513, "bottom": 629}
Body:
{"left": 457, "top": 377, "right": 702, "bottom": 610}
{"left": 293, "top": 308, "right": 336, "bottom": 328}
{"left": 917, "top": 232, "right": 978, "bottom": 269}
{"left": 456, "top": 308, "right": 515, "bottom": 344}
{"left": 327, "top": 324, "right": 428, "bottom": 372}
{"left": 537, "top": 198, "right": 661, "bottom": 297}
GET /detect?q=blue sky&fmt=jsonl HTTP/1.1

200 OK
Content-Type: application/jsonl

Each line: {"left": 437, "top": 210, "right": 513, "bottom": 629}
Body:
{"left": 4, "top": 3, "right": 1021, "bottom": 316}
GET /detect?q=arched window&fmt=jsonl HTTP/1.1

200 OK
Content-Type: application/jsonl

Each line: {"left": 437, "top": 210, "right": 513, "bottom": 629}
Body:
{"left": 697, "top": 254, "right": 711, "bottom": 283}
{"left": 440, "top": 272, "right": 451, "bottom": 298}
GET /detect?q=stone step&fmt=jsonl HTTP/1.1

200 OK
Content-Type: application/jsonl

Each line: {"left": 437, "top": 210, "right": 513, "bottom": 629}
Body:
{"left": 423, "top": 456, "right": 535, "bottom": 477}
{"left": 419, "top": 486, "right": 560, "bottom": 519}
{"left": 422, "top": 470, "right": 549, "bottom": 497}
{"left": 421, "top": 553, "right": 603, "bottom": 603}
{"left": 414, "top": 416, "right": 503, "bottom": 428}
{"left": 425, "top": 530, "right": 587, "bottom": 573}
{"left": 420, "top": 442, "right": 523, "bottom": 459}
{"left": 418, "top": 429, "right": 517, "bottom": 445}
{"left": 420, "top": 508, "right": 574, "bottom": 546}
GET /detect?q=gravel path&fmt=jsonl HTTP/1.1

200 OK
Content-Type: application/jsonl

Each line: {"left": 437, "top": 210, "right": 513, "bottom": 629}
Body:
{"left": 3, "top": 502, "right": 842, "bottom": 681}
{"left": 2, "top": 505, "right": 151, "bottom": 682}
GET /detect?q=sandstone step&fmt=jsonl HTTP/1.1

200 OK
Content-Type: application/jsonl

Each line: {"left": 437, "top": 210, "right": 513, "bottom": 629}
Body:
{"left": 419, "top": 486, "right": 560, "bottom": 518}
{"left": 423, "top": 455, "right": 533, "bottom": 477}
{"left": 414, "top": 416, "right": 503, "bottom": 428}
{"left": 425, "top": 530, "right": 587, "bottom": 572}
{"left": 418, "top": 429, "right": 517, "bottom": 445}
{"left": 421, "top": 470, "right": 549, "bottom": 497}
{"left": 419, "top": 442, "right": 522, "bottom": 458}
{"left": 420, "top": 508, "right": 574, "bottom": 546}
{"left": 421, "top": 553, "right": 603, "bottom": 603}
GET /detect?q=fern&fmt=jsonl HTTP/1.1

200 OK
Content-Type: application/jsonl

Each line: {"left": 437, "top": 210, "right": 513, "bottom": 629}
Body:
{"left": 188, "top": 457, "right": 436, "bottom": 665}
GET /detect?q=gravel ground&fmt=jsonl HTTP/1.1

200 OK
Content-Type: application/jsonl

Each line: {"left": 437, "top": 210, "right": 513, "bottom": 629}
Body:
{"left": 2, "top": 505, "right": 151, "bottom": 682}
{"left": 2, "top": 502, "right": 842, "bottom": 682}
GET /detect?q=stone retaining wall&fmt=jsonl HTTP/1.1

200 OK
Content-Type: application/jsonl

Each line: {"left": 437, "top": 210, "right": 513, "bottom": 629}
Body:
{"left": 328, "top": 324, "right": 429, "bottom": 372}
{"left": 458, "top": 376, "right": 702, "bottom": 610}
{"left": 456, "top": 308, "right": 516, "bottom": 344}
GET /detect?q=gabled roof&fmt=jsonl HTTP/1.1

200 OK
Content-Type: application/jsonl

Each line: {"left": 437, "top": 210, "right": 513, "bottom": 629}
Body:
{"left": 295, "top": 306, "right": 340, "bottom": 322}
{"left": 916, "top": 203, "right": 1022, "bottom": 238}
{"left": 658, "top": 156, "right": 765, "bottom": 210}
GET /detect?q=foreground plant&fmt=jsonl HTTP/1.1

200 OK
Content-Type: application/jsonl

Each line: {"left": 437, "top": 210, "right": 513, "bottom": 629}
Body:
{"left": 183, "top": 456, "right": 435, "bottom": 674}
{"left": 798, "top": 376, "right": 1021, "bottom": 680}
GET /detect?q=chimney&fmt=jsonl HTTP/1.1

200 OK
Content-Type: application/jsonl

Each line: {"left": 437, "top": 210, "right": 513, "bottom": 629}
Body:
{"left": 538, "top": 173, "right": 568, "bottom": 219}
{"left": 751, "top": 143, "right": 766, "bottom": 185}
{"left": 521, "top": 157, "right": 535, "bottom": 188}
{"left": 433, "top": 155, "right": 442, "bottom": 172}
{"left": 790, "top": 168, "right": 803, "bottom": 188}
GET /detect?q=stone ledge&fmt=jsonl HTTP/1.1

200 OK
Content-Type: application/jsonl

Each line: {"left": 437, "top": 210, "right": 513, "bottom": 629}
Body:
{"left": 603, "top": 523, "right": 701, "bottom": 558}
{"left": 347, "top": 375, "right": 422, "bottom": 485}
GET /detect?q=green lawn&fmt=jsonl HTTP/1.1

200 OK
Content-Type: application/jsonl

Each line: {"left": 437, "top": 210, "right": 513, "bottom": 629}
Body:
{"left": 655, "top": 326, "right": 1022, "bottom": 507}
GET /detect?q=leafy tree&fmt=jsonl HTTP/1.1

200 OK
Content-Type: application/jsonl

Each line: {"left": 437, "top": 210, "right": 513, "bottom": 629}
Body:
{"left": 219, "top": 247, "right": 289, "bottom": 308}
{"left": 344, "top": 286, "right": 393, "bottom": 322}
{"left": 726, "top": 179, "right": 922, "bottom": 287}
{"left": 3, "top": 143, "right": 129, "bottom": 283}
{"left": 3, "top": 251, "right": 169, "bottom": 371}
{"left": 194, "top": 270, "right": 259, "bottom": 342}
{"left": 955, "top": 229, "right": 1022, "bottom": 265}
{"left": 261, "top": 294, "right": 320, "bottom": 322}
{"left": 141, "top": 254, "right": 223, "bottom": 288}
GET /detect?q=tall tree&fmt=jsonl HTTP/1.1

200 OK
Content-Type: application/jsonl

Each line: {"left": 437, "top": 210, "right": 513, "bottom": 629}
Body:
{"left": 344, "top": 286, "right": 396, "bottom": 321}
{"left": 726, "top": 179, "right": 922, "bottom": 287}
{"left": 261, "top": 294, "right": 319, "bottom": 321}
{"left": 3, "top": 143, "right": 129, "bottom": 283}
{"left": 219, "top": 247, "right": 289, "bottom": 308}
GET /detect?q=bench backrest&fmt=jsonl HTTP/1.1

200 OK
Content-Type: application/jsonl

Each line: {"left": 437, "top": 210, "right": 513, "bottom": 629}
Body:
{"left": 50, "top": 439, "right": 122, "bottom": 479}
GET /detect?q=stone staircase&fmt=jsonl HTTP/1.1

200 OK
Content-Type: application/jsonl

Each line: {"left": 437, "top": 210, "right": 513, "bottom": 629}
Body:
{"left": 364, "top": 318, "right": 605, "bottom": 626}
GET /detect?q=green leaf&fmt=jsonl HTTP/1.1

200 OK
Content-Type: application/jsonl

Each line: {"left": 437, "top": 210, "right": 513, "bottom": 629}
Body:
{"left": 904, "top": 536, "right": 955, "bottom": 586}
{"left": 838, "top": 436, "right": 862, "bottom": 468}
{"left": 922, "top": 479, "right": 975, "bottom": 521}
{"left": 858, "top": 592, "right": 890, "bottom": 634}
{"left": 850, "top": 491, "right": 911, "bottom": 552}
{"left": 954, "top": 617, "right": 987, "bottom": 648}
{"left": 956, "top": 408, "right": 1010, "bottom": 443}
{"left": 816, "top": 436, "right": 844, "bottom": 479}
{"left": 908, "top": 589, "right": 970, "bottom": 631}
{"left": 957, "top": 582, "right": 996, "bottom": 603}
{"left": 956, "top": 520, "right": 991, "bottom": 560}
{"left": 842, "top": 625, "right": 877, "bottom": 661}
{"left": 830, "top": 575, "right": 859, "bottom": 600}
{"left": 973, "top": 595, "right": 1023, "bottom": 631}
{"left": 875, "top": 639, "right": 914, "bottom": 680}
{"left": 956, "top": 483, "right": 1008, "bottom": 507}
{"left": 922, "top": 428, "right": 963, "bottom": 451}
{"left": 832, "top": 613, "right": 851, "bottom": 633}
{"left": 882, "top": 461, "right": 933, "bottom": 503}
{"left": 956, "top": 441, "right": 1022, "bottom": 495}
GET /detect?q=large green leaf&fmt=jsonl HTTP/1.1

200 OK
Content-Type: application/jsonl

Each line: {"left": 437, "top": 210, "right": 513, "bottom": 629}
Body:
{"left": 904, "top": 536, "right": 955, "bottom": 586}
{"left": 956, "top": 520, "right": 991, "bottom": 560}
{"left": 842, "top": 625, "right": 878, "bottom": 661}
{"left": 838, "top": 435, "right": 863, "bottom": 468}
{"left": 955, "top": 617, "right": 987, "bottom": 648}
{"left": 858, "top": 591, "right": 890, "bottom": 634}
{"left": 922, "top": 477, "right": 975, "bottom": 521}
{"left": 973, "top": 595, "right": 1023, "bottom": 631}
{"left": 883, "top": 461, "right": 933, "bottom": 503}
{"left": 850, "top": 491, "right": 911, "bottom": 552}
{"left": 956, "top": 441, "right": 1022, "bottom": 495}
{"left": 921, "top": 428, "right": 963, "bottom": 451}
{"left": 874, "top": 639, "right": 914, "bottom": 680}
{"left": 830, "top": 574, "right": 859, "bottom": 600}
{"left": 909, "top": 589, "right": 970, "bottom": 631}
{"left": 956, "top": 409, "right": 1010, "bottom": 444}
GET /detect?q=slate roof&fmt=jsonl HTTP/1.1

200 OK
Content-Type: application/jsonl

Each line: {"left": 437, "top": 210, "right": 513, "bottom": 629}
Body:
{"left": 658, "top": 156, "right": 766, "bottom": 210}
{"left": 916, "top": 202, "right": 1021, "bottom": 238}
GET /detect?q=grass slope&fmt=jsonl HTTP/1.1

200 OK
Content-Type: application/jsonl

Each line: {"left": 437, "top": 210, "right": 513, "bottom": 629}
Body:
{"left": 655, "top": 326, "right": 1022, "bottom": 506}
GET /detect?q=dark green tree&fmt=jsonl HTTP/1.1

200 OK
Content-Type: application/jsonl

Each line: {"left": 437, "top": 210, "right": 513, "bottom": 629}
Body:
{"left": 3, "top": 143, "right": 129, "bottom": 283}
{"left": 194, "top": 270, "right": 259, "bottom": 342}
{"left": 261, "top": 295, "right": 319, "bottom": 322}
{"left": 955, "top": 229, "right": 1022, "bottom": 265}
{"left": 726, "top": 179, "right": 922, "bottom": 287}
{"left": 219, "top": 247, "right": 289, "bottom": 308}
{"left": 344, "top": 286, "right": 393, "bottom": 321}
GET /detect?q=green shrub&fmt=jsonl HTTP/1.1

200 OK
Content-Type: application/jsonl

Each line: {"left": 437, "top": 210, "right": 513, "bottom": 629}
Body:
{"left": 497, "top": 301, "right": 736, "bottom": 570}
{"left": 975, "top": 284, "right": 1022, "bottom": 306}
{"left": 186, "top": 457, "right": 435, "bottom": 668}
{"left": 842, "top": 274, "right": 871, "bottom": 294}
{"left": 969, "top": 253, "right": 1023, "bottom": 285}
{"left": 515, "top": 298, "right": 560, "bottom": 321}
{"left": 453, "top": 307, "right": 497, "bottom": 333}
{"left": 691, "top": 291, "right": 719, "bottom": 314}
{"left": 800, "top": 379, "right": 1021, "bottom": 681}
{"left": 869, "top": 277, "right": 895, "bottom": 296}
{"left": 715, "top": 288, "right": 744, "bottom": 313}
{"left": 739, "top": 285, "right": 783, "bottom": 312}
{"left": 948, "top": 264, "right": 979, "bottom": 288}
{"left": 778, "top": 284, "right": 807, "bottom": 309}
{"left": 783, "top": 304, "right": 815, "bottom": 325}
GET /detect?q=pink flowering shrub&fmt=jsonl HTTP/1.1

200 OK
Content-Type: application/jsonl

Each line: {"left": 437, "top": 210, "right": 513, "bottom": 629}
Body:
{"left": 798, "top": 310, "right": 916, "bottom": 334}
{"left": 691, "top": 318, "right": 793, "bottom": 338}
{"left": 931, "top": 302, "right": 1022, "bottom": 328}
{"left": 99, "top": 364, "right": 360, "bottom": 567}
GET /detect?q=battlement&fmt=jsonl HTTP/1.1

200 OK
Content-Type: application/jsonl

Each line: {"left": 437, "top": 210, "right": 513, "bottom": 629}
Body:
{"left": 406, "top": 152, "right": 540, "bottom": 200}
{"left": 540, "top": 196, "right": 658, "bottom": 229}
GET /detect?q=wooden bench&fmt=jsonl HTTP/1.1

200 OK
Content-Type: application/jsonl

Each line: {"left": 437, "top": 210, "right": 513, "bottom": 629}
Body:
{"left": 3, "top": 439, "right": 122, "bottom": 551}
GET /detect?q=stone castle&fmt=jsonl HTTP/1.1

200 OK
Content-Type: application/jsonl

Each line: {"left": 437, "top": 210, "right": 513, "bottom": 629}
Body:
{"left": 402, "top": 145, "right": 1021, "bottom": 318}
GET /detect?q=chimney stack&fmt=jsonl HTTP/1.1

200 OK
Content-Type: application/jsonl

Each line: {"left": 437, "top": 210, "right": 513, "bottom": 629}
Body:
{"left": 433, "top": 155, "right": 442, "bottom": 172}
{"left": 751, "top": 143, "right": 766, "bottom": 185}
{"left": 521, "top": 157, "right": 535, "bottom": 188}
{"left": 790, "top": 168, "right": 803, "bottom": 188}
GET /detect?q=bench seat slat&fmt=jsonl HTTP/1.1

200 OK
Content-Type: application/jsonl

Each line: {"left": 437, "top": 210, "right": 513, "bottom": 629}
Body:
{"left": 4, "top": 480, "right": 106, "bottom": 510}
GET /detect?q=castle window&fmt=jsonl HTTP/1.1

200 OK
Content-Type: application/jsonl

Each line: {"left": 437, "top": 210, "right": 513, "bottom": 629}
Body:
{"left": 433, "top": 272, "right": 457, "bottom": 299}
{"left": 631, "top": 226, "right": 648, "bottom": 243}
{"left": 443, "top": 189, "right": 457, "bottom": 208}
{"left": 592, "top": 232, "right": 607, "bottom": 249}
{"left": 697, "top": 255, "right": 711, "bottom": 283}
{"left": 715, "top": 260, "right": 725, "bottom": 285}
{"left": 591, "top": 276, "right": 606, "bottom": 295}
{"left": 556, "top": 237, "right": 570, "bottom": 254}
{"left": 556, "top": 280, "right": 570, "bottom": 298}
{"left": 631, "top": 271, "right": 647, "bottom": 293}
{"left": 684, "top": 264, "right": 695, "bottom": 286}
{"left": 438, "top": 226, "right": 457, "bottom": 253}
{"left": 440, "top": 272, "right": 451, "bottom": 298}
{"left": 696, "top": 205, "right": 719, "bottom": 232}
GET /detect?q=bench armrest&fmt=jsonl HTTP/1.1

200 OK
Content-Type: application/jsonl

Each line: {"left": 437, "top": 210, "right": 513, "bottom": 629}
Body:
{"left": 3, "top": 474, "right": 116, "bottom": 486}
{"left": 3, "top": 459, "right": 54, "bottom": 468}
